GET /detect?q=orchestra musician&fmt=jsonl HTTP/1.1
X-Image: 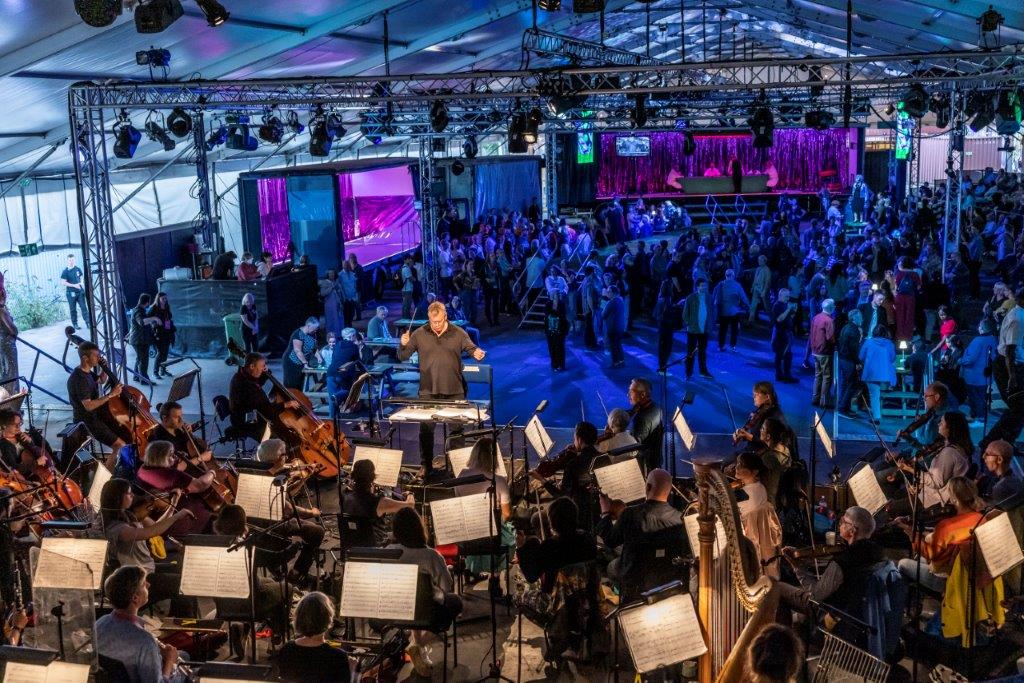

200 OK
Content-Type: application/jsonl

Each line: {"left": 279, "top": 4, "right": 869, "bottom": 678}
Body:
{"left": 531, "top": 421, "right": 600, "bottom": 531}
{"left": 886, "top": 410, "right": 972, "bottom": 518}
{"left": 733, "top": 452, "right": 783, "bottom": 578}
{"left": 0, "top": 409, "right": 49, "bottom": 478}
{"left": 897, "top": 382, "right": 952, "bottom": 449}
{"left": 150, "top": 400, "right": 213, "bottom": 466}
{"left": 98, "top": 477, "right": 197, "bottom": 617}
{"left": 626, "top": 378, "right": 663, "bottom": 472}
{"left": 136, "top": 440, "right": 214, "bottom": 537}
{"left": 596, "top": 408, "right": 637, "bottom": 455}
{"left": 228, "top": 352, "right": 300, "bottom": 444}
{"left": 397, "top": 301, "right": 485, "bottom": 478}
{"left": 66, "top": 341, "right": 126, "bottom": 469}
{"left": 977, "top": 439, "right": 1023, "bottom": 504}
{"left": 341, "top": 458, "right": 415, "bottom": 546}
{"left": 758, "top": 418, "right": 794, "bottom": 507}
{"left": 733, "top": 381, "right": 786, "bottom": 453}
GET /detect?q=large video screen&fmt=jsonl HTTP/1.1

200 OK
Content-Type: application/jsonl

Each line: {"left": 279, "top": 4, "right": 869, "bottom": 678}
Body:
{"left": 615, "top": 135, "right": 651, "bottom": 157}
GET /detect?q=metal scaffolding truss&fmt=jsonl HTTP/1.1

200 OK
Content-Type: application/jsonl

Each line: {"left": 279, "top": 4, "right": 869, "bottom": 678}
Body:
{"left": 941, "top": 89, "right": 966, "bottom": 280}
{"left": 417, "top": 142, "right": 440, "bottom": 298}
{"left": 522, "top": 28, "right": 666, "bottom": 66}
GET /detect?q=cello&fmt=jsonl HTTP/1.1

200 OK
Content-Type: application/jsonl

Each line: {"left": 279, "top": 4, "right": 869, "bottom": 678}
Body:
{"left": 227, "top": 339, "right": 349, "bottom": 477}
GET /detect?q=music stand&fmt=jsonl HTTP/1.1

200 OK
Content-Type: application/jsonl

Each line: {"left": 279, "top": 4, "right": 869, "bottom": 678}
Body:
{"left": 0, "top": 391, "right": 27, "bottom": 414}
{"left": 342, "top": 371, "right": 379, "bottom": 439}
{"left": 165, "top": 368, "right": 208, "bottom": 443}
{"left": 196, "top": 662, "right": 272, "bottom": 681}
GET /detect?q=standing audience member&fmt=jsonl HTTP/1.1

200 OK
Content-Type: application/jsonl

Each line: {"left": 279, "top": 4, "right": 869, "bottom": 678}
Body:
{"left": 128, "top": 293, "right": 159, "bottom": 384}
{"left": 602, "top": 285, "right": 627, "bottom": 368}
{"left": 859, "top": 326, "right": 897, "bottom": 423}
{"left": 628, "top": 378, "right": 663, "bottom": 473}
{"left": 712, "top": 268, "right": 749, "bottom": 352}
{"left": 319, "top": 270, "right": 342, "bottom": 337}
{"left": 60, "top": 253, "right": 90, "bottom": 329}
{"left": 148, "top": 292, "right": 175, "bottom": 379}
{"left": 961, "top": 318, "right": 998, "bottom": 424}
{"left": 283, "top": 317, "right": 320, "bottom": 390}
{"left": 240, "top": 292, "right": 259, "bottom": 352}
{"left": 681, "top": 278, "right": 713, "bottom": 379}
{"left": 809, "top": 298, "right": 836, "bottom": 407}
{"left": 748, "top": 256, "right": 772, "bottom": 323}
{"left": 771, "top": 288, "right": 798, "bottom": 383}
{"left": 836, "top": 309, "right": 863, "bottom": 415}
{"left": 339, "top": 261, "right": 360, "bottom": 328}
{"left": 544, "top": 291, "right": 570, "bottom": 372}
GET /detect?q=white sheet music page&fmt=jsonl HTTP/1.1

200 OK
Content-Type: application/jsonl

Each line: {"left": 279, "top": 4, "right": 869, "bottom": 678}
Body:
{"left": 37, "top": 538, "right": 108, "bottom": 590}
{"left": 339, "top": 561, "right": 418, "bottom": 621}
{"left": 594, "top": 459, "right": 647, "bottom": 503}
{"left": 430, "top": 492, "right": 494, "bottom": 545}
{"left": 353, "top": 446, "right": 405, "bottom": 487}
{"left": 814, "top": 411, "right": 835, "bottom": 459}
{"left": 87, "top": 463, "right": 112, "bottom": 513}
{"left": 619, "top": 593, "right": 707, "bottom": 673}
{"left": 848, "top": 465, "right": 888, "bottom": 514}
{"left": 683, "top": 513, "right": 725, "bottom": 559}
{"left": 448, "top": 443, "right": 506, "bottom": 477}
{"left": 233, "top": 472, "right": 283, "bottom": 521}
{"left": 525, "top": 415, "right": 553, "bottom": 458}
{"left": 179, "top": 545, "right": 250, "bottom": 599}
{"left": 975, "top": 512, "right": 1024, "bottom": 579}
{"left": 672, "top": 408, "right": 696, "bottom": 451}
{"left": 4, "top": 661, "right": 90, "bottom": 683}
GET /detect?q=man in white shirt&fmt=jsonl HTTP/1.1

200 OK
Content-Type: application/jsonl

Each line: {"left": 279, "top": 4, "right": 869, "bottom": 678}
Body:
{"left": 597, "top": 408, "right": 638, "bottom": 454}
{"left": 983, "top": 286, "right": 1024, "bottom": 450}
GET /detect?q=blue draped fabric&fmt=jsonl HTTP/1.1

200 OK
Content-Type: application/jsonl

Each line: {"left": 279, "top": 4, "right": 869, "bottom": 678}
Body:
{"left": 474, "top": 160, "right": 541, "bottom": 218}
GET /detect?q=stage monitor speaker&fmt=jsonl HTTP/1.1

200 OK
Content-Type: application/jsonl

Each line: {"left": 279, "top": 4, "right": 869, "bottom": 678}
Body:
{"left": 430, "top": 180, "right": 447, "bottom": 198}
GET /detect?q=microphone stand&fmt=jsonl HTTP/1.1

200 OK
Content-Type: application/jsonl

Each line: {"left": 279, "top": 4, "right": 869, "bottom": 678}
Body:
{"left": 658, "top": 351, "right": 693, "bottom": 479}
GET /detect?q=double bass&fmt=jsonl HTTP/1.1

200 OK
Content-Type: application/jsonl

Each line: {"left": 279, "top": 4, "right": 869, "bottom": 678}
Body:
{"left": 227, "top": 339, "right": 349, "bottom": 477}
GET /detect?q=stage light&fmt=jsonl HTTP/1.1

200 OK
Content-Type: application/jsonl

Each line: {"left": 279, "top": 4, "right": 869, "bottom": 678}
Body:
{"left": 994, "top": 90, "right": 1021, "bottom": 135}
{"left": 463, "top": 135, "right": 478, "bottom": 159}
{"left": 144, "top": 120, "right": 176, "bottom": 151}
{"left": 538, "top": 0, "right": 561, "bottom": 8}
{"left": 75, "top": 0, "right": 122, "bottom": 27}
{"left": 135, "top": 0, "right": 184, "bottom": 33}
{"left": 326, "top": 113, "right": 346, "bottom": 139}
{"left": 805, "top": 110, "right": 835, "bottom": 131}
{"left": 135, "top": 48, "right": 171, "bottom": 67}
{"left": 508, "top": 113, "right": 529, "bottom": 153}
{"left": 308, "top": 119, "right": 333, "bottom": 156}
{"left": 682, "top": 130, "right": 696, "bottom": 155}
{"left": 195, "top": 0, "right": 229, "bottom": 27}
{"left": 430, "top": 100, "right": 449, "bottom": 134}
{"left": 166, "top": 108, "right": 192, "bottom": 137}
{"left": 967, "top": 91, "right": 996, "bottom": 132}
{"left": 929, "top": 92, "right": 950, "bottom": 128}
{"left": 285, "top": 110, "right": 305, "bottom": 135}
{"left": 523, "top": 107, "right": 543, "bottom": 144}
{"left": 884, "top": 103, "right": 895, "bottom": 116}
{"left": 451, "top": 161, "right": 466, "bottom": 176}
{"left": 573, "top": 0, "right": 604, "bottom": 12}
{"left": 113, "top": 118, "right": 141, "bottom": 159}
{"left": 205, "top": 122, "right": 228, "bottom": 151}
{"left": 630, "top": 94, "right": 648, "bottom": 129}
{"left": 748, "top": 106, "right": 774, "bottom": 148}
{"left": 257, "top": 113, "right": 284, "bottom": 144}
{"left": 899, "top": 84, "right": 929, "bottom": 118}
{"left": 226, "top": 124, "right": 258, "bottom": 151}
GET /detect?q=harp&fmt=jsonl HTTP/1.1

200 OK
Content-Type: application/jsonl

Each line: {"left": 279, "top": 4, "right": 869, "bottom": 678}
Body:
{"left": 695, "top": 462, "right": 778, "bottom": 683}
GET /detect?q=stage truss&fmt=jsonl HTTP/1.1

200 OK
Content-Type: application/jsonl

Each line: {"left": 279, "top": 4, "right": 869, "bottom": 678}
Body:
{"left": 68, "top": 47, "right": 1024, "bottom": 372}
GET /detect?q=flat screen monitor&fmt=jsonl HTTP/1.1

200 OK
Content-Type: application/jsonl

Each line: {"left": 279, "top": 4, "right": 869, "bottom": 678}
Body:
{"left": 615, "top": 135, "right": 650, "bottom": 157}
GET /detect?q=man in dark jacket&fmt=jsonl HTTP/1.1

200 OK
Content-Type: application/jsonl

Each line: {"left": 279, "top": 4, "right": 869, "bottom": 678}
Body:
{"left": 628, "top": 378, "right": 663, "bottom": 472}
{"left": 326, "top": 328, "right": 362, "bottom": 418}
{"left": 681, "top": 278, "right": 713, "bottom": 379}
{"left": 837, "top": 309, "right": 863, "bottom": 415}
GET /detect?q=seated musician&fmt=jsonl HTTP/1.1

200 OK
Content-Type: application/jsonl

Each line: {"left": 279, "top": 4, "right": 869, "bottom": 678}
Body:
{"left": 887, "top": 410, "right": 971, "bottom": 519}
{"left": 897, "top": 381, "right": 953, "bottom": 448}
{"left": 778, "top": 505, "right": 885, "bottom": 619}
{"left": 596, "top": 468, "right": 684, "bottom": 592}
{"left": 746, "top": 624, "right": 804, "bottom": 683}
{"left": 627, "top": 378, "right": 663, "bottom": 473}
{"left": 530, "top": 421, "right": 600, "bottom": 530}
{"left": 277, "top": 591, "right": 351, "bottom": 683}
{"left": 596, "top": 408, "right": 637, "bottom": 455}
{"left": 95, "top": 566, "right": 189, "bottom": 683}
{"left": 228, "top": 352, "right": 299, "bottom": 444}
{"left": 66, "top": 341, "right": 126, "bottom": 470}
{"left": 249, "top": 438, "right": 325, "bottom": 587}
{"left": 734, "top": 452, "right": 783, "bottom": 578}
{"left": 894, "top": 476, "right": 983, "bottom": 593}
{"left": 387, "top": 507, "right": 464, "bottom": 678}
{"left": 341, "top": 458, "right": 415, "bottom": 545}
{"left": 732, "top": 381, "right": 786, "bottom": 454}
{"left": 457, "top": 436, "right": 511, "bottom": 522}
{"left": 212, "top": 504, "right": 291, "bottom": 649}
{"left": 136, "top": 440, "right": 214, "bottom": 537}
{"left": 150, "top": 401, "right": 212, "bottom": 465}
{"left": 325, "top": 328, "right": 361, "bottom": 418}
{"left": 977, "top": 439, "right": 1023, "bottom": 504}
{"left": 517, "top": 496, "right": 598, "bottom": 592}
{"left": 758, "top": 417, "right": 793, "bottom": 507}
{"left": 0, "top": 409, "right": 49, "bottom": 478}
{"left": 99, "top": 477, "right": 196, "bottom": 617}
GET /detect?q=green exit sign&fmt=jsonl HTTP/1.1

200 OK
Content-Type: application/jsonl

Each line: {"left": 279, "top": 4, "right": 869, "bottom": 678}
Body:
{"left": 17, "top": 243, "right": 38, "bottom": 257}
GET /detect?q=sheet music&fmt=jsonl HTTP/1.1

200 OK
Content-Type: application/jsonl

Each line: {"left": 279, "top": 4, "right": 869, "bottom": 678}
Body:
{"left": 87, "top": 462, "right": 113, "bottom": 512}
{"left": 848, "top": 464, "right": 888, "bottom": 515}
{"left": 429, "top": 492, "right": 495, "bottom": 545}
{"left": 525, "top": 414, "right": 553, "bottom": 458}
{"left": 975, "top": 512, "right": 1024, "bottom": 579}
{"left": 593, "top": 459, "right": 647, "bottom": 503}
{"left": 433, "top": 407, "right": 483, "bottom": 420}
{"left": 339, "top": 561, "right": 418, "bottom": 621}
{"left": 619, "top": 593, "right": 707, "bottom": 673}
{"left": 673, "top": 408, "right": 696, "bottom": 451}
{"left": 179, "top": 545, "right": 250, "bottom": 599}
{"left": 3, "top": 662, "right": 90, "bottom": 683}
{"left": 447, "top": 443, "right": 506, "bottom": 477}
{"left": 814, "top": 411, "right": 835, "bottom": 459}
{"left": 37, "top": 538, "right": 107, "bottom": 590}
{"left": 683, "top": 513, "right": 725, "bottom": 559}
{"left": 353, "top": 446, "right": 405, "bottom": 487}
{"left": 390, "top": 407, "right": 439, "bottom": 421}
{"left": 233, "top": 472, "right": 283, "bottom": 521}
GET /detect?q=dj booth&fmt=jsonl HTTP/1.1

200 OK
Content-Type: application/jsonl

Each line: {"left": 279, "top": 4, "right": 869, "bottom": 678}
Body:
{"left": 672, "top": 174, "right": 770, "bottom": 194}
{"left": 158, "top": 267, "right": 319, "bottom": 358}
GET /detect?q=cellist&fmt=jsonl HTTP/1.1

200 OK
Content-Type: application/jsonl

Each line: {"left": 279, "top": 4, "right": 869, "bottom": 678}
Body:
{"left": 66, "top": 341, "right": 126, "bottom": 470}
{"left": 228, "top": 352, "right": 299, "bottom": 444}
{"left": 0, "top": 409, "right": 48, "bottom": 478}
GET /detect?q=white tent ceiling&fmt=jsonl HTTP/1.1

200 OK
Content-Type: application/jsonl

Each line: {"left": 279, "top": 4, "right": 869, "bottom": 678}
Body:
{"left": 0, "top": 0, "right": 1021, "bottom": 176}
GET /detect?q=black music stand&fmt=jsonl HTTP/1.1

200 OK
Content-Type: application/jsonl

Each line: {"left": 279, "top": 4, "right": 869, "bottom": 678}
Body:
{"left": 342, "top": 371, "right": 380, "bottom": 439}
{"left": 165, "top": 368, "right": 208, "bottom": 443}
{"left": 196, "top": 661, "right": 272, "bottom": 680}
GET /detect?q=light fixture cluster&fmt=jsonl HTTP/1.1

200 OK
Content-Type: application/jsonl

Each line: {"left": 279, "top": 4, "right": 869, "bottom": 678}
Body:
{"left": 75, "top": 0, "right": 228, "bottom": 32}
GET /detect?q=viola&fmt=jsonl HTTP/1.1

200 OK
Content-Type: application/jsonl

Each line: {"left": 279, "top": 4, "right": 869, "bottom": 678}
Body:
{"left": 23, "top": 428, "right": 85, "bottom": 513}
{"left": 733, "top": 404, "right": 770, "bottom": 446}
{"left": 0, "top": 465, "right": 57, "bottom": 536}
{"left": 535, "top": 444, "right": 579, "bottom": 479}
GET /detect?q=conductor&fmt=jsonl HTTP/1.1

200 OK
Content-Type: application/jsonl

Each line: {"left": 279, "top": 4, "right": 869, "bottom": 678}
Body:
{"left": 397, "top": 301, "right": 486, "bottom": 477}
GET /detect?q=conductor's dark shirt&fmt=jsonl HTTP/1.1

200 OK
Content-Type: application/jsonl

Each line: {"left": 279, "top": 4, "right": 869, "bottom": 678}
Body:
{"left": 228, "top": 370, "right": 281, "bottom": 428}
{"left": 396, "top": 323, "right": 477, "bottom": 397}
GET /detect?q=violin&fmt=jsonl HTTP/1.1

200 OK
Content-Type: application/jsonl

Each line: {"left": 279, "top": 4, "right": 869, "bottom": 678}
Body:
{"left": 895, "top": 408, "right": 935, "bottom": 449}
{"left": 535, "top": 444, "right": 579, "bottom": 479}
{"left": 130, "top": 488, "right": 183, "bottom": 521}
{"left": 733, "top": 404, "right": 770, "bottom": 446}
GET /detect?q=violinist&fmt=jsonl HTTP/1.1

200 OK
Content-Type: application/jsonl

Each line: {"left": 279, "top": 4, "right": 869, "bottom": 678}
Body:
{"left": 896, "top": 382, "right": 952, "bottom": 449}
{"left": 733, "top": 381, "right": 785, "bottom": 453}
{"left": 136, "top": 440, "right": 213, "bottom": 537}
{"left": 531, "top": 421, "right": 599, "bottom": 531}
{"left": 887, "top": 410, "right": 971, "bottom": 518}
{"left": 0, "top": 409, "right": 48, "bottom": 478}
{"left": 341, "top": 459, "right": 415, "bottom": 546}
{"left": 596, "top": 408, "right": 637, "bottom": 455}
{"left": 66, "top": 341, "right": 126, "bottom": 469}
{"left": 228, "top": 352, "right": 299, "bottom": 443}
{"left": 98, "top": 477, "right": 196, "bottom": 617}
{"left": 627, "top": 378, "right": 663, "bottom": 472}
{"left": 151, "top": 401, "right": 212, "bottom": 465}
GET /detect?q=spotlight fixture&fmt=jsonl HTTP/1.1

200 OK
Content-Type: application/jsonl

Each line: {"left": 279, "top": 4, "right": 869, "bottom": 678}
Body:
{"left": 135, "top": 0, "right": 184, "bottom": 33}
{"left": 166, "top": 108, "right": 192, "bottom": 137}
{"left": 538, "top": 0, "right": 560, "bottom": 8}
{"left": 523, "top": 107, "right": 543, "bottom": 144}
{"left": 257, "top": 113, "right": 284, "bottom": 144}
{"left": 508, "top": 112, "right": 529, "bottom": 153}
{"left": 195, "top": 0, "right": 229, "bottom": 27}
{"left": 430, "top": 100, "right": 449, "bottom": 134}
{"left": 899, "top": 84, "right": 929, "bottom": 118}
{"left": 748, "top": 106, "right": 774, "bottom": 148}
{"left": 74, "top": 0, "right": 122, "bottom": 27}
{"left": 135, "top": 48, "right": 171, "bottom": 67}
{"left": 995, "top": 90, "right": 1021, "bottom": 135}
{"left": 205, "top": 122, "right": 228, "bottom": 151}
{"left": 573, "top": 0, "right": 604, "bottom": 12}
{"left": 967, "top": 91, "right": 996, "bottom": 132}
{"left": 285, "top": 111, "right": 305, "bottom": 135}
{"left": 144, "top": 120, "right": 176, "bottom": 151}
{"left": 309, "top": 108, "right": 346, "bottom": 156}
{"left": 929, "top": 92, "right": 950, "bottom": 128}
{"left": 462, "top": 135, "right": 478, "bottom": 159}
{"left": 630, "top": 93, "right": 648, "bottom": 129}
{"left": 884, "top": 103, "right": 895, "bottom": 116}
{"left": 112, "top": 112, "right": 141, "bottom": 159}
{"left": 226, "top": 124, "right": 258, "bottom": 151}
{"left": 451, "top": 160, "right": 466, "bottom": 176}
{"left": 805, "top": 110, "right": 835, "bottom": 131}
